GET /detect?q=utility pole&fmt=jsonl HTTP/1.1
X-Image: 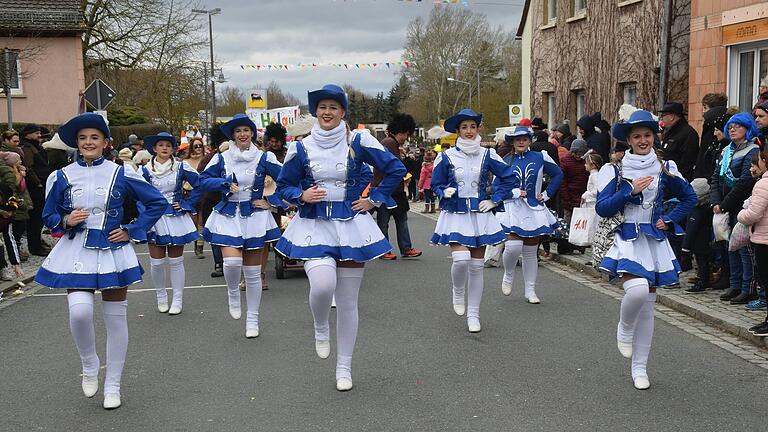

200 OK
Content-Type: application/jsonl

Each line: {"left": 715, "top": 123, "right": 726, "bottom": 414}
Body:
{"left": 3, "top": 49, "right": 14, "bottom": 129}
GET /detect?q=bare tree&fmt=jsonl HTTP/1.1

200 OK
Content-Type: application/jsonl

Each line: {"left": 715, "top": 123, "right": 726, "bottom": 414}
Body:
{"left": 402, "top": 7, "right": 514, "bottom": 129}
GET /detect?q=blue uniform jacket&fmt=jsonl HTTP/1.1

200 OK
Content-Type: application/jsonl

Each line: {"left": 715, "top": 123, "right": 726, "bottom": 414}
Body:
{"left": 140, "top": 161, "right": 203, "bottom": 216}
{"left": 494, "top": 150, "right": 563, "bottom": 207}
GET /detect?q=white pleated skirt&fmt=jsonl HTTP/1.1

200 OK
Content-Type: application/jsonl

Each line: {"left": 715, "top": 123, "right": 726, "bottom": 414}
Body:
{"left": 431, "top": 210, "right": 506, "bottom": 247}
{"left": 495, "top": 199, "right": 557, "bottom": 237}
{"left": 35, "top": 230, "right": 143, "bottom": 290}
{"left": 275, "top": 212, "right": 391, "bottom": 262}
{"left": 599, "top": 232, "right": 681, "bottom": 287}
{"left": 203, "top": 207, "right": 280, "bottom": 250}
{"left": 149, "top": 213, "right": 199, "bottom": 246}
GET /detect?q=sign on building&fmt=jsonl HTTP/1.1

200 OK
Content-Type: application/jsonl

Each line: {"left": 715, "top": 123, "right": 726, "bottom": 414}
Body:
{"left": 246, "top": 89, "right": 267, "bottom": 110}
{"left": 508, "top": 104, "right": 523, "bottom": 126}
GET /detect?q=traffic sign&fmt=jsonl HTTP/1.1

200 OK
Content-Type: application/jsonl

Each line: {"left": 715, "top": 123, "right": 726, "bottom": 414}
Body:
{"left": 84, "top": 79, "right": 116, "bottom": 110}
{"left": 508, "top": 104, "right": 523, "bottom": 126}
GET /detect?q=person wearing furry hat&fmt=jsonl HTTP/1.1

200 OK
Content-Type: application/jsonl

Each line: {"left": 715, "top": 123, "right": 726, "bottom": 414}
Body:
{"left": 712, "top": 113, "right": 762, "bottom": 305}
{"left": 275, "top": 84, "right": 406, "bottom": 391}
{"left": 264, "top": 122, "right": 287, "bottom": 162}
{"left": 577, "top": 112, "right": 609, "bottom": 161}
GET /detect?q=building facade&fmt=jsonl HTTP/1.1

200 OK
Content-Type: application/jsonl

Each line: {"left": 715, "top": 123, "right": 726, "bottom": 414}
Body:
{"left": 0, "top": 1, "right": 84, "bottom": 126}
{"left": 518, "top": 0, "right": 690, "bottom": 128}
{"left": 688, "top": 1, "right": 768, "bottom": 129}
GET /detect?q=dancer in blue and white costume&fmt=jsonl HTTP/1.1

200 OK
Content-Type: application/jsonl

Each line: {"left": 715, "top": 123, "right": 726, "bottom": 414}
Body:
{"left": 276, "top": 84, "right": 405, "bottom": 391}
{"left": 200, "top": 114, "right": 283, "bottom": 338}
{"left": 141, "top": 132, "right": 201, "bottom": 315}
{"left": 495, "top": 126, "right": 563, "bottom": 304}
{"left": 34, "top": 113, "right": 166, "bottom": 409}
{"left": 430, "top": 109, "right": 514, "bottom": 333}
{"left": 596, "top": 110, "right": 695, "bottom": 390}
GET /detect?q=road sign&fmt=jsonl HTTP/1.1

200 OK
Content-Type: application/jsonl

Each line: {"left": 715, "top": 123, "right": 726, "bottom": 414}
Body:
{"left": 84, "top": 79, "right": 116, "bottom": 110}
{"left": 508, "top": 104, "right": 523, "bottom": 126}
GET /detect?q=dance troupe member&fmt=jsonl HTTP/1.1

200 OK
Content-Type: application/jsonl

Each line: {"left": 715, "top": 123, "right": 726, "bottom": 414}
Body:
{"left": 200, "top": 114, "right": 284, "bottom": 338}
{"left": 276, "top": 84, "right": 405, "bottom": 391}
{"left": 596, "top": 110, "right": 695, "bottom": 389}
{"left": 496, "top": 126, "right": 563, "bottom": 304}
{"left": 34, "top": 113, "right": 166, "bottom": 409}
{"left": 141, "top": 132, "right": 201, "bottom": 315}
{"left": 430, "top": 109, "right": 513, "bottom": 332}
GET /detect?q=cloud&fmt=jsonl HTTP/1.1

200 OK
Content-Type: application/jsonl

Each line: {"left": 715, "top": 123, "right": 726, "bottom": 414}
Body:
{"left": 197, "top": 0, "right": 522, "bottom": 104}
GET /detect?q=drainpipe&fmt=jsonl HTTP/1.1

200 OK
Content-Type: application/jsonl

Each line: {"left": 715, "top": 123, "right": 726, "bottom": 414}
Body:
{"left": 658, "top": 0, "right": 673, "bottom": 109}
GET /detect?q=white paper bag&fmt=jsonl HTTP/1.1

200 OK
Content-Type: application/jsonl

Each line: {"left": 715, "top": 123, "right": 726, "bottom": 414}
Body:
{"left": 712, "top": 212, "right": 731, "bottom": 242}
{"left": 568, "top": 207, "right": 597, "bottom": 247}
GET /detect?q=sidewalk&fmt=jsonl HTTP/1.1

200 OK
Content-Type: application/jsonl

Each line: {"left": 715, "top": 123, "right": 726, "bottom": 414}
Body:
{"left": 551, "top": 247, "right": 768, "bottom": 350}
{"left": 0, "top": 233, "right": 55, "bottom": 299}
{"left": 407, "top": 200, "right": 768, "bottom": 350}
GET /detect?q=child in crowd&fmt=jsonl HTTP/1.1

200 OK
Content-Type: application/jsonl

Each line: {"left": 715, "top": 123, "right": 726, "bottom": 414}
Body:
{"left": 419, "top": 149, "right": 435, "bottom": 213}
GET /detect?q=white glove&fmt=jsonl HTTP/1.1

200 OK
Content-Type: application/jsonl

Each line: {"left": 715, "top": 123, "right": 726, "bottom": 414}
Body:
{"left": 443, "top": 187, "right": 457, "bottom": 198}
{"left": 479, "top": 200, "right": 497, "bottom": 213}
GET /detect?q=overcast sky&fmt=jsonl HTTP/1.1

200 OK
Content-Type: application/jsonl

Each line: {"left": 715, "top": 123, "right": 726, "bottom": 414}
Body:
{"left": 200, "top": 0, "right": 523, "bottom": 106}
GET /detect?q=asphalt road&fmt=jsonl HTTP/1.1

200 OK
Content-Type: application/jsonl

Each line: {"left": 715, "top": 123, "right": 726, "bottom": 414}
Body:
{"left": 1, "top": 213, "right": 766, "bottom": 431}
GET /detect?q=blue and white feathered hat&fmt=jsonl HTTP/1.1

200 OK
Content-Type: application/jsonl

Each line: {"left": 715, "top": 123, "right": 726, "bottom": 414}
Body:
{"left": 611, "top": 110, "right": 660, "bottom": 142}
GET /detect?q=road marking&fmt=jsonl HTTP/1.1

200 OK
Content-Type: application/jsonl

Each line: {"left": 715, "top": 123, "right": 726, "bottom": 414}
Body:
{"left": 135, "top": 249, "right": 214, "bottom": 256}
{"left": 29, "top": 284, "right": 228, "bottom": 297}
{"left": 544, "top": 261, "right": 768, "bottom": 370}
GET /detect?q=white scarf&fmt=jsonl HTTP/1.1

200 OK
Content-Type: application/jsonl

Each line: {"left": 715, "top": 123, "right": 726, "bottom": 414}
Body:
{"left": 229, "top": 141, "right": 260, "bottom": 163}
{"left": 622, "top": 149, "right": 660, "bottom": 179}
{"left": 456, "top": 135, "right": 482, "bottom": 155}
{"left": 310, "top": 121, "right": 347, "bottom": 149}
{"left": 146, "top": 157, "right": 175, "bottom": 178}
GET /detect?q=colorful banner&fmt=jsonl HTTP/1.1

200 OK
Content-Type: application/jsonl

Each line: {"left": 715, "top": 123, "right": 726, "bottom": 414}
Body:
{"left": 246, "top": 106, "right": 301, "bottom": 130}
{"left": 240, "top": 61, "right": 413, "bottom": 71}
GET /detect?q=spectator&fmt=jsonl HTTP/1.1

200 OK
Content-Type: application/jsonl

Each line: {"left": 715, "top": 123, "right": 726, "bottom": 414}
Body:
{"left": 611, "top": 141, "right": 629, "bottom": 164}
{"left": 753, "top": 78, "right": 768, "bottom": 114}
{"left": 702, "top": 92, "right": 728, "bottom": 113}
{"left": 531, "top": 119, "right": 560, "bottom": 165}
{"left": 711, "top": 113, "right": 761, "bottom": 304}
{"left": 374, "top": 113, "right": 422, "bottom": 260}
{"left": 264, "top": 123, "right": 287, "bottom": 163}
{"left": 738, "top": 148, "right": 768, "bottom": 336}
{"left": 18, "top": 123, "right": 50, "bottom": 256}
{"left": 0, "top": 182, "right": 23, "bottom": 281}
{"left": 42, "top": 133, "right": 71, "bottom": 171}
{"left": 659, "top": 102, "right": 700, "bottom": 181}
{"left": 0, "top": 151, "right": 31, "bottom": 262}
{"left": 403, "top": 151, "right": 419, "bottom": 201}
{"left": 695, "top": 106, "right": 730, "bottom": 181}
{"left": 580, "top": 152, "right": 603, "bottom": 208}
{"left": 558, "top": 139, "right": 589, "bottom": 223}
{"left": 754, "top": 101, "right": 768, "bottom": 146}
{"left": 682, "top": 178, "right": 714, "bottom": 294}
{"left": 1, "top": 130, "right": 24, "bottom": 159}
{"left": 739, "top": 154, "right": 767, "bottom": 311}
{"left": 418, "top": 149, "right": 435, "bottom": 213}
{"left": 577, "top": 112, "right": 609, "bottom": 162}
{"left": 132, "top": 149, "right": 152, "bottom": 166}
{"left": 553, "top": 123, "right": 575, "bottom": 150}
{"left": 117, "top": 147, "right": 138, "bottom": 172}
{"left": 126, "top": 134, "right": 143, "bottom": 155}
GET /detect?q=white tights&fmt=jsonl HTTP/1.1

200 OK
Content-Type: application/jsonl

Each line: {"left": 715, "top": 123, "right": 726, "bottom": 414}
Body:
{"left": 305, "top": 258, "right": 364, "bottom": 380}
{"left": 67, "top": 291, "right": 128, "bottom": 395}
{"left": 618, "top": 278, "right": 656, "bottom": 379}
{"left": 502, "top": 241, "right": 539, "bottom": 298}
{"left": 150, "top": 256, "right": 185, "bottom": 308}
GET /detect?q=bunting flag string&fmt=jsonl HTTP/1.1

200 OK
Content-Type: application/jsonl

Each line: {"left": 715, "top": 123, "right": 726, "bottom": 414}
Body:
{"left": 333, "top": 0, "right": 470, "bottom": 5}
{"left": 239, "top": 61, "right": 414, "bottom": 71}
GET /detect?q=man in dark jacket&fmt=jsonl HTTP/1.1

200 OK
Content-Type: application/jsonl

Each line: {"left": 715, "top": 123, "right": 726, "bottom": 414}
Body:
{"left": 530, "top": 117, "right": 559, "bottom": 165}
{"left": 18, "top": 124, "right": 50, "bottom": 256}
{"left": 754, "top": 101, "right": 768, "bottom": 146}
{"left": 553, "top": 123, "right": 575, "bottom": 150}
{"left": 577, "top": 112, "right": 609, "bottom": 162}
{"left": 694, "top": 105, "right": 730, "bottom": 181}
{"left": 373, "top": 113, "right": 421, "bottom": 260}
{"left": 659, "top": 102, "right": 700, "bottom": 181}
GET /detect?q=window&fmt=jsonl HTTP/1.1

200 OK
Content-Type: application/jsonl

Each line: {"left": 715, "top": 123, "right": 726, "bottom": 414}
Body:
{"left": 575, "top": 90, "right": 586, "bottom": 121}
{"left": 0, "top": 50, "right": 22, "bottom": 97}
{"left": 544, "top": 92, "right": 556, "bottom": 127}
{"left": 623, "top": 83, "right": 638, "bottom": 106}
{"left": 544, "top": 0, "right": 557, "bottom": 25}
{"left": 728, "top": 42, "right": 768, "bottom": 112}
{"left": 573, "top": 0, "right": 586, "bottom": 16}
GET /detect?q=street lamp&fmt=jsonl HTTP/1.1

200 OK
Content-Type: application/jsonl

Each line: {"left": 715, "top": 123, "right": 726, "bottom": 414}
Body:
{"left": 451, "top": 61, "right": 481, "bottom": 110}
{"left": 192, "top": 7, "right": 222, "bottom": 124}
{"left": 447, "top": 77, "right": 472, "bottom": 108}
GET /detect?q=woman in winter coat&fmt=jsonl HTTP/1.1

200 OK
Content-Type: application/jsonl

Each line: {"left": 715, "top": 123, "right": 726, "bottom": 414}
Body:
{"left": 711, "top": 113, "right": 761, "bottom": 304}
{"left": 558, "top": 139, "right": 589, "bottom": 220}
{"left": 418, "top": 149, "right": 435, "bottom": 213}
{"left": 737, "top": 149, "right": 768, "bottom": 336}
{"left": 596, "top": 110, "right": 696, "bottom": 390}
